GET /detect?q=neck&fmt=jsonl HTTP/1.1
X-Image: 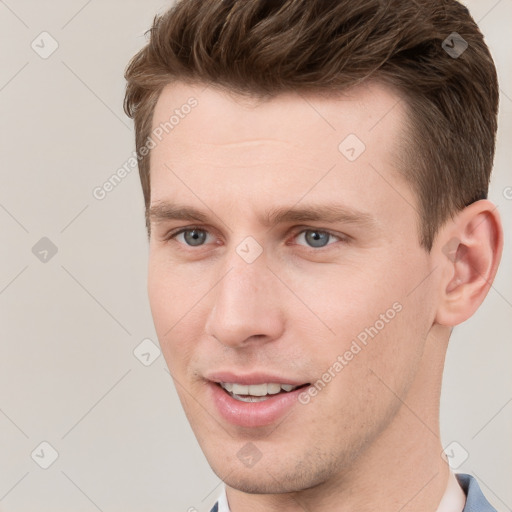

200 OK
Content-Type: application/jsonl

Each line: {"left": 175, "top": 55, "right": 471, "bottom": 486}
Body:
{"left": 226, "top": 325, "right": 451, "bottom": 512}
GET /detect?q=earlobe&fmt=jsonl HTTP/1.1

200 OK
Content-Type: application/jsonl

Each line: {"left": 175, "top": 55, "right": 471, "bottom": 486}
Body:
{"left": 434, "top": 200, "right": 503, "bottom": 327}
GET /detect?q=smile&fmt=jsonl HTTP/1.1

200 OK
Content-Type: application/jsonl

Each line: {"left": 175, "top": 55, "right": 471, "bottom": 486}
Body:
{"left": 219, "top": 382, "right": 305, "bottom": 402}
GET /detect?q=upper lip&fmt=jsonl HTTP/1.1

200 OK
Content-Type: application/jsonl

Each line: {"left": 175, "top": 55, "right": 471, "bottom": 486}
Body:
{"left": 206, "top": 371, "right": 309, "bottom": 386}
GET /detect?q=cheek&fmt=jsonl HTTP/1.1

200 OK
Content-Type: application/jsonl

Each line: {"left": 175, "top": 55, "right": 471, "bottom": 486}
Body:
{"left": 288, "top": 253, "right": 431, "bottom": 387}
{"left": 147, "top": 250, "right": 211, "bottom": 325}
{"left": 296, "top": 303, "right": 426, "bottom": 445}
{"left": 147, "top": 257, "right": 207, "bottom": 374}
{"left": 282, "top": 261, "right": 401, "bottom": 342}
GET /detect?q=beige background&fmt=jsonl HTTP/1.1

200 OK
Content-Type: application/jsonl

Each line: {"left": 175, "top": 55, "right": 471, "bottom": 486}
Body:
{"left": 0, "top": 1, "right": 510, "bottom": 511}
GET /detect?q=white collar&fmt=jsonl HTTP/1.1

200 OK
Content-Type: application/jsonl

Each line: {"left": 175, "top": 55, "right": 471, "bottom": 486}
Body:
{"left": 216, "top": 484, "right": 230, "bottom": 512}
{"left": 215, "top": 470, "right": 466, "bottom": 512}
{"left": 436, "top": 470, "right": 467, "bottom": 512}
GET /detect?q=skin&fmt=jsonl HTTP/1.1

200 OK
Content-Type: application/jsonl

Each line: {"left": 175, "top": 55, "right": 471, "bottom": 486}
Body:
{"left": 146, "top": 80, "right": 502, "bottom": 512}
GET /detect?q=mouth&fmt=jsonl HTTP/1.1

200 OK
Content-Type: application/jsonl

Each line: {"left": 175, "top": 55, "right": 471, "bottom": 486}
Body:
{"left": 216, "top": 381, "right": 310, "bottom": 402}
{"left": 205, "top": 371, "right": 312, "bottom": 427}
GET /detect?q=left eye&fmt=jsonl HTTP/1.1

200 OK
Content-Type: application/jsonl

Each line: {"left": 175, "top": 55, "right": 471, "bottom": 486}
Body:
{"left": 294, "top": 229, "right": 340, "bottom": 248}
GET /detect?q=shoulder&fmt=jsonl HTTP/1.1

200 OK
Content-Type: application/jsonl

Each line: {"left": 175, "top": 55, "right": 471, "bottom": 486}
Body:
{"left": 456, "top": 473, "right": 497, "bottom": 512}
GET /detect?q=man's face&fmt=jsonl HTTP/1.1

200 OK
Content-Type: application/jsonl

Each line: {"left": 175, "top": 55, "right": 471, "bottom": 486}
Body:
{"left": 147, "top": 81, "right": 441, "bottom": 492}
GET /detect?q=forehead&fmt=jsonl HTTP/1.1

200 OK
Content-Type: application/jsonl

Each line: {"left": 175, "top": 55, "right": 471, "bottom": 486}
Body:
{"left": 151, "top": 80, "right": 406, "bottom": 151}
{"left": 148, "top": 80, "right": 415, "bottom": 227}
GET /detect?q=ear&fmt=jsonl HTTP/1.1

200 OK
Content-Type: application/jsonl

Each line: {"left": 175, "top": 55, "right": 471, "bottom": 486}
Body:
{"left": 434, "top": 200, "right": 503, "bottom": 327}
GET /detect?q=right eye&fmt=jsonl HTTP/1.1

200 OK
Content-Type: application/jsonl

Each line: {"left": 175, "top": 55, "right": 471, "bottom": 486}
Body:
{"left": 167, "top": 227, "right": 214, "bottom": 247}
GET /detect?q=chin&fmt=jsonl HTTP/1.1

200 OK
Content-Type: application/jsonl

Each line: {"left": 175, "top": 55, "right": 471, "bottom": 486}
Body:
{"left": 223, "top": 469, "right": 302, "bottom": 495}
{"left": 208, "top": 451, "right": 341, "bottom": 495}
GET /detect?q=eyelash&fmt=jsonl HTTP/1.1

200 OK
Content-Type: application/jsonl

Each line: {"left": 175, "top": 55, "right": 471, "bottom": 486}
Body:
{"left": 163, "top": 225, "right": 347, "bottom": 250}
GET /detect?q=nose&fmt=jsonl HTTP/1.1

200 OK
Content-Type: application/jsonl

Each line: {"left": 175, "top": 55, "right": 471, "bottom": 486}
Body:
{"left": 204, "top": 247, "right": 285, "bottom": 348}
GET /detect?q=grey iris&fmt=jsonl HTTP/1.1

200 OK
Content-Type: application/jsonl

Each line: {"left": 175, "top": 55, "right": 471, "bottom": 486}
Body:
{"left": 305, "top": 230, "right": 329, "bottom": 247}
{"left": 184, "top": 229, "right": 207, "bottom": 246}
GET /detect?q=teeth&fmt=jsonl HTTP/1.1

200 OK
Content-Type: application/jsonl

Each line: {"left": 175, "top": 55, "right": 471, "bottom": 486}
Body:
{"left": 248, "top": 384, "right": 268, "bottom": 396}
{"left": 219, "top": 382, "right": 300, "bottom": 399}
{"left": 232, "top": 395, "right": 269, "bottom": 403}
{"left": 232, "top": 383, "right": 249, "bottom": 395}
{"left": 266, "top": 383, "right": 282, "bottom": 394}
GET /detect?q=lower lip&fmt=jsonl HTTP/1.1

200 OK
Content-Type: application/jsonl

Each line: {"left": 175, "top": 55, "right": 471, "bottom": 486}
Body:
{"left": 208, "top": 381, "right": 307, "bottom": 428}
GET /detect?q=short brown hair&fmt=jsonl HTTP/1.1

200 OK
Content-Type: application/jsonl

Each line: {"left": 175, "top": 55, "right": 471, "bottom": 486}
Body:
{"left": 124, "top": 0, "right": 499, "bottom": 249}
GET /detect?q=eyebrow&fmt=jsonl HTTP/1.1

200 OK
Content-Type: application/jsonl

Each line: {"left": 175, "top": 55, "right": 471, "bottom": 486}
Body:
{"left": 148, "top": 201, "right": 377, "bottom": 229}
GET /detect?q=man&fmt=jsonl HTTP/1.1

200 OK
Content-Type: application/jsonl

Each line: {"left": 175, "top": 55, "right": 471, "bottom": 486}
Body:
{"left": 123, "top": 1, "right": 503, "bottom": 510}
